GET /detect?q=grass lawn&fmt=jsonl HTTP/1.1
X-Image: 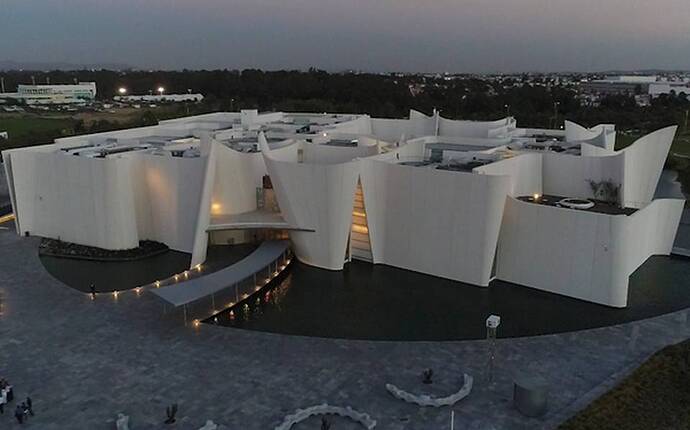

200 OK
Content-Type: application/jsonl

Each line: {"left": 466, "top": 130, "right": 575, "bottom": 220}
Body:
{"left": 0, "top": 114, "right": 73, "bottom": 140}
{"left": 559, "top": 339, "right": 690, "bottom": 430}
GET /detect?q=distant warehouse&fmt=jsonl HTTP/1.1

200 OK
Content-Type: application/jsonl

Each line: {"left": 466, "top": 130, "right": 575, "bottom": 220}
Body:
{"left": 0, "top": 82, "right": 97, "bottom": 105}
{"left": 114, "top": 93, "right": 203, "bottom": 103}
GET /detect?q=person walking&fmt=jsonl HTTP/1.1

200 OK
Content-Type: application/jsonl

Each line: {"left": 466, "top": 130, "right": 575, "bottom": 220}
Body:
{"left": 26, "top": 397, "right": 33, "bottom": 416}
{"left": 14, "top": 404, "right": 24, "bottom": 424}
{"left": 20, "top": 402, "right": 29, "bottom": 421}
{"left": 0, "top": 387, "right": 6, "bottom": 414}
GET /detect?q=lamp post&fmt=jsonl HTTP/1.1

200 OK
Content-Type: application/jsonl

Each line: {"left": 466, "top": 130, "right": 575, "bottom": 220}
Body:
{"left": 486, "top": 314, "right": 501, "bottom": 383}
{"left": 552, "top": 101, "right": 560, "bottom": 129}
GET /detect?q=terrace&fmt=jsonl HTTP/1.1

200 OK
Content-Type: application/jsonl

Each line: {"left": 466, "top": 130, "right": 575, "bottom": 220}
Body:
{"left": 517, "top": 194, "right": 638, "bottom": 215}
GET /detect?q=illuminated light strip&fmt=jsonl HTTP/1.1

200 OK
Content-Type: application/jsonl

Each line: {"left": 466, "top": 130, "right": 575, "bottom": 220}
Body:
{"left": 0, "top": 213, "right": 16, "bottom": 224}
{"left": 352, "top": 211, "right": 367, "bottom": 217}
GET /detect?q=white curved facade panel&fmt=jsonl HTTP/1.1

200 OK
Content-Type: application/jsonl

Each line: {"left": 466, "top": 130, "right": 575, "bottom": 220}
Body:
{"left": 8, "top": 151, "right": 139, "bottom": 249}
{"left": 371, "top": 110, "right": 435, "bottom": 142}
{"left": 438, "top": 117, "right": 510, "bottom": 138}
{"left": 621, "top": 126, "right": 677, "bottom": 208}
{"left": 360, "top": 159, "right": 511, "bottom": 286}
{"left": 136, "top": 155, "right": 206, "bottom": 253}
{"left": 473, "top": 153, "right": 543, "bottom": 197}
{"left": 302, "top": 143, "right": 378, "bottom": 165}
{"left": 211, "top": 143, "right": 266, "bottom": 215}
{"left": 542, "top": 152, "right": 624, "bottom": 201}
{"left": 565, "top": 121, "right": 616, "bottom": 151}
{"left": 496, "top": 197, "right": 683, "bottom": 307}
{"left": 262, "top": 152, "right": 359, "bottom": 270}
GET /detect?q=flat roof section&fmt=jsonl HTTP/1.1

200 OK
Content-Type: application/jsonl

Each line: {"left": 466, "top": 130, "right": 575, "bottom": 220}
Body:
{"left": 517, "top": 195, "right": 638, "bottom": 215}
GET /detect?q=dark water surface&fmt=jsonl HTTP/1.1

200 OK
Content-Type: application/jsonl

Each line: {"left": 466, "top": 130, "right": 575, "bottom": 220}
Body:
{"left": 41, "top": 244, "right": 257, "bottom": 292}
{"left": 215, "top": 255, "right": 690, "bottom": 341}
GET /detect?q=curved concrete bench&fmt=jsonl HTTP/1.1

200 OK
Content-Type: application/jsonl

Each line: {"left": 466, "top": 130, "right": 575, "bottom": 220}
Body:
{"left": 274, "top": 403, "right": 376, "bottom": 430}
{"left": 386, "top": 373, "right": 473, "bottom": 407}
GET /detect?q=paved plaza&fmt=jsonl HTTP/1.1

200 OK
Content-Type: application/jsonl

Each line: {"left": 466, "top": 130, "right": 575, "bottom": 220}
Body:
{"left": 1, "top": 222, "right": 690, "bottom": 429}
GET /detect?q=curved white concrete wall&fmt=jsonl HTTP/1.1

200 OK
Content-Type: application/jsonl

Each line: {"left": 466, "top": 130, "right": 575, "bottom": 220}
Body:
{"left": 565, "top": 121, "right": 616, "bottom": 150}
{"left": 621, "top": 126, "right": 677, "bottom": 208}
{"left": 211, "top": 143, "right": 266, "bottom": 215}
{"left": 371, "top": 110, "right": 435, "bottom": 142}
{"left": 8, "top": 151, "right": 139, "bottom": 249}
{"left": 495, "top": 197, "right": 683, "bottom": 307}
{"left": 263, "top": 156, "right": 359, "bottom": 270}
{"left": 438, "top": 117, "right": 511, "bottom": 138}
{"left": 474, "top": 153, "right": 543, "bottom": 197}
{"left": 542, "top": 152, "right": 623, "bottom": 202}
{"left": 360, "top": 159, "right": 511, "bottom": 286}
{"left": 302, "top": 142, "right": 379, "bottom": 165}
{"left": 133, "top": 154, "right": 206, "bottom": 253}
{"left": 260, "top": 134, "right": 359, "bottom": 269}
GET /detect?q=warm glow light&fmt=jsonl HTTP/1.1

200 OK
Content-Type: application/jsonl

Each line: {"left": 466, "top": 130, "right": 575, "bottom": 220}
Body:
{"left": 352, "top": 211, "right": 367, "bottom": 217}
{"left": 157, "top": 86, "right": 165, "bottom": 94}
{"left": 113, "top": 291, "right": 119, "bottom": 298}
{"left": 255, "top": 286, "right": 260, "bottom": 291}
{"left": 174, "top": 274, "right": 179, "bottom": 281}
{"left": 352, "top": 224, "right": 369, "bottom": 234}
{"left": 193, "top": 319, "right": 200, "bottom": 327}
{"left": 155, "top": 281, "right": 161, "bottom": 287}
{"left": 195, "top": 264, "right": 202, "bottom": 272}
{"left": 135, "top": 287, "right": 142, "bottom": 295}
{"left": 533, "top": 193, "right": 541, "bottom": 201}
{"left": 118, "top": 87, "right": 127, "bottom": 95}
{"left": 242, "top": 293, "right": 248, "bottom": 299}
{"left": 211, "top": 202, "right": 222, "bottom": 214}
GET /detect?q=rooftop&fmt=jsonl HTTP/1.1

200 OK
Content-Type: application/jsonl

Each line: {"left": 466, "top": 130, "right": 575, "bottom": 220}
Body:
{"left": 518, "top": 194, "right": 638, "bottom": 216}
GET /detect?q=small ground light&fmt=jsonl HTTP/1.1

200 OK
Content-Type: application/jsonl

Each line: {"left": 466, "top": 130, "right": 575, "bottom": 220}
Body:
{"left": 533, "top": 193, "right": 541, "bottom": 201}
{"left": 135, "top": 287, "right": 142, "bottom": 295}
{"left": 192, "top": 319, "right": 200, "bottom": 327}
{"left": 113, "top": 291, "right": 119, "bottom": 299}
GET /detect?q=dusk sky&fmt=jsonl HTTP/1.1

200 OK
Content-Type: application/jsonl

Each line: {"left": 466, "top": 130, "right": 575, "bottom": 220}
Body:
{"left": 2, "top": 0, "right": 689, "bottom": 72}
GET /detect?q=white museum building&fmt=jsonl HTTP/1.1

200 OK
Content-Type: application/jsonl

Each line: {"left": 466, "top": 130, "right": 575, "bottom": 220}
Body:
{"left": 2, "top": 110, "right": 684, "bottom": 307}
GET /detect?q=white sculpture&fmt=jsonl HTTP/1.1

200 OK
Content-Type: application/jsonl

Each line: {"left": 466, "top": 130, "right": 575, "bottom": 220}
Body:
{"left": 199, "top": 420, "right": 218, "bottom": 430}
{"left": 386, "top": 373, "right": 473, "bottom": 407}
{"left": 116, "top": 413, "right": 130, "bottom": 430}
{"left": 274, "top": 403, "right": 376, "bottom": 430}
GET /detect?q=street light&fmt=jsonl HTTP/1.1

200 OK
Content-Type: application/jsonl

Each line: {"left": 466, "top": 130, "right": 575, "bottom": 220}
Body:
{"left": 157, "top": 86, "right": 165, "bottom": 95}
{"left": 118, "top": 87, "right": 127, "bottom": 95}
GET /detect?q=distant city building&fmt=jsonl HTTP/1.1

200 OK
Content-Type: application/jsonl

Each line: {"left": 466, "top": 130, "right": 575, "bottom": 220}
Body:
{"left": 0, "top": 82, "right": 97, "bottom": 105}
{"left": 582, "top": 75, "right": 690, "bottom": 98}
{"left": 2, "top": 110, "right": 683, "bottom": 308}
{"left": 114, "top": 93, "right": 204, "bottom": 103}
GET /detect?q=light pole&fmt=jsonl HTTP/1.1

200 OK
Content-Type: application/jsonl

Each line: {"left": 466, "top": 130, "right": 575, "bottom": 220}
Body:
{"left": 552, "top": 101, "right": 560, "bottom": 129}
{"left": 504, "top": 104, "right": 510, "bottom": 117}
{"left": 486, "top": 314, "right": 501, "bottom": 383}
